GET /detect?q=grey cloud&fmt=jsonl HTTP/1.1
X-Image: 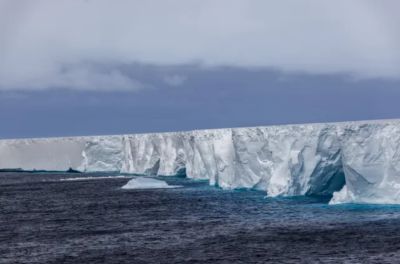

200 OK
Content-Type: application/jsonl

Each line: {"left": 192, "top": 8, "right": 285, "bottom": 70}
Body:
{"left": 0, "top": 0, "right": 400, "bottom": 91}
{"left": 163, "top": 74, "right": 187, "bottom": 87}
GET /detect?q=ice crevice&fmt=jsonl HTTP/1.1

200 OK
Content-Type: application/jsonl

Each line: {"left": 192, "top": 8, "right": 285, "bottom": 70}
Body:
{"left": 1, "top": 119, "right": 400, "bottom": 204}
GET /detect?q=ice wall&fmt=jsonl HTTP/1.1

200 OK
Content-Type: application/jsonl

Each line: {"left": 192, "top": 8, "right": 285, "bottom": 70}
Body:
{"left": 330, "top": 122, "right": 400, "bottom": 204}
{"left": 1, "top": 119, "right": 400, "bottom": 204}
{"left": 0, "top": 137, "right": 86, "bottom": 171}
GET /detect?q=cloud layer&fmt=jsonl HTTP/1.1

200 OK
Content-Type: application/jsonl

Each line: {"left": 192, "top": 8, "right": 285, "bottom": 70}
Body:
{"left": 1, "top": 0, "right": 400, "bottom": 91}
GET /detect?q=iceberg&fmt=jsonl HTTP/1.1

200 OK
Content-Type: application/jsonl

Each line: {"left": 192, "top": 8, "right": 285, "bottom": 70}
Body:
{"left": 121, "top": 177, "right": 180, "bottom": 189}
{"left": 1, "top": 119, "right": 400, "bottom": 204}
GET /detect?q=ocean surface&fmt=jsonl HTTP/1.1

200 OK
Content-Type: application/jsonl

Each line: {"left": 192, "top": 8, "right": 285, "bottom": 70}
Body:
{"left": 1, "top": 172, "right": 400, "bottom": 263}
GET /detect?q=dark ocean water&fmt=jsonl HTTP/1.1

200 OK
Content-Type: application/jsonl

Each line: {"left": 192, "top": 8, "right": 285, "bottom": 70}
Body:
{"left": 1, "top": 172, "right": 400, "bottom": 264}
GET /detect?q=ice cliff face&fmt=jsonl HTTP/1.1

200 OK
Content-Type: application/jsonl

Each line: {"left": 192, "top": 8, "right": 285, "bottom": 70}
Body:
{"left": 1, "top": 119, "right": 400, "bottom": 204}
{"left": 330, "top": 122, "right": 400, "bottom": 204}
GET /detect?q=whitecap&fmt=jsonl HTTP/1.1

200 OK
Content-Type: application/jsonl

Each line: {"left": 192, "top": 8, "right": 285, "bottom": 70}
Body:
{"left": 60, "top": 175, "right": 133, "bottom": 181}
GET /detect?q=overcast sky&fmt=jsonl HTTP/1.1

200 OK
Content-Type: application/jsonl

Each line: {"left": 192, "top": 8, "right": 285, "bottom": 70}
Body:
{"left": 0, "top": 0, "right": 399, "bottom": 138}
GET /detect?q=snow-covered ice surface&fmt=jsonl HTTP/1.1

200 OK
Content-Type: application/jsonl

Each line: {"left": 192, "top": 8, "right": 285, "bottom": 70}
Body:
{"left": 1, "top": 119, "right": 400, "bottom": 204}
{"left": 121, "top": 177, "right": 181, "bottom": 189}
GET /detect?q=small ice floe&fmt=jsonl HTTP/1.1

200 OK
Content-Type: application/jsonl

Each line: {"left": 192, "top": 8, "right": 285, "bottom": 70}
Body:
{"left": 60, "top": 175, "right": 133, "bottom": 181}
{"left": 121, "top": 177, "right": 181, "bottom": 189}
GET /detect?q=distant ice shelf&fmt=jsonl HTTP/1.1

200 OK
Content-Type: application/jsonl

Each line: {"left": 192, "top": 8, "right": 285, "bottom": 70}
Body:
{"left": 1, "top": 119, "right": 400, "bottom": 204}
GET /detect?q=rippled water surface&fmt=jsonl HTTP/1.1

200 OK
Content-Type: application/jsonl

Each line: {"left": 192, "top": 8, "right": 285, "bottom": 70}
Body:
{"left": 1, "top": 172, "right": 400, "bottom": 263}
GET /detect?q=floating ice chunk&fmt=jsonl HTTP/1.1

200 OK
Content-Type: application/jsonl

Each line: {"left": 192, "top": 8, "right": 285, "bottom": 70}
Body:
{"left": 329, "top": 185, "right": 351, "bottom": 204}
{"left": 121, "top": 177, "right": 181, "bottom": 189}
